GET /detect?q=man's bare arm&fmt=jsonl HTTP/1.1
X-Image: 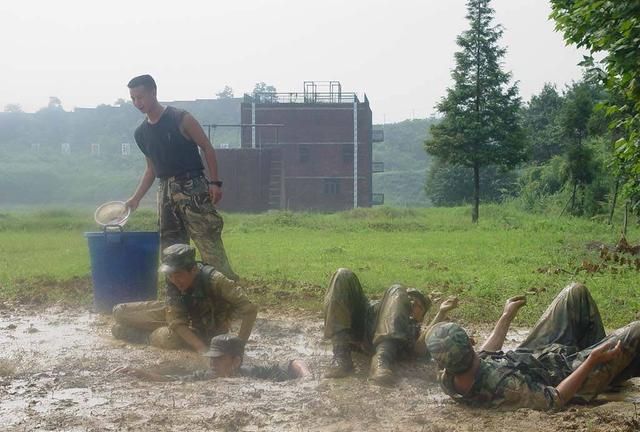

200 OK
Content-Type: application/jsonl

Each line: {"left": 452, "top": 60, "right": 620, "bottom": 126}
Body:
{"left": 415, "top": 296, "right": 459, "bottom": 356}
{"left": 555, "top": 341, "right": 622, "bottom": 407}
{"left": 181, "top": 113, "right": 222, "bottom": 204}
{"left": 479, "top": 296, "right": 526, "bottom": 352}
{"left": 126, "top": 157, "right": 155, "bottom": 211}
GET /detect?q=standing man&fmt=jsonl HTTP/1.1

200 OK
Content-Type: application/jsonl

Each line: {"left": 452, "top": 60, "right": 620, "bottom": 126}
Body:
{"left": 125, "top": 74, "right": 238, "bottom": 280}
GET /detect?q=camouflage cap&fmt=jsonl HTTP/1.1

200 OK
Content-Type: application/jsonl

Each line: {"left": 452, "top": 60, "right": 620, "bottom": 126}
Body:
{"left": 159, "top": 244, "right": 196, "bottom": 273}
{"left": 202, "top": 334, "right": 245, "bottom": 358}
{"left": 406, "top": 288, "right": 432, "bottom": 311}
{"left": 425, "top": 322, "right": 475, "bottom": 374}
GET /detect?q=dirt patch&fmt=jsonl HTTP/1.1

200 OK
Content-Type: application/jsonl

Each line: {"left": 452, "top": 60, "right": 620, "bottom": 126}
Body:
{"left": 1, "top": 305, "right": 640, "bottom": 431}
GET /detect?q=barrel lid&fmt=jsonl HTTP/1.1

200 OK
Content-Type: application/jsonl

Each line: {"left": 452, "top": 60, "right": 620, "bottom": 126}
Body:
{"left": 94, "top": 201, "right": 130, "bottom": 227}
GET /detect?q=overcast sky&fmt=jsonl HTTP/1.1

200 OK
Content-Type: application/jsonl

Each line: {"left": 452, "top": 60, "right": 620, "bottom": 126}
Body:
{"left": 0, "top": 0, "right": 584, "bottom": 123}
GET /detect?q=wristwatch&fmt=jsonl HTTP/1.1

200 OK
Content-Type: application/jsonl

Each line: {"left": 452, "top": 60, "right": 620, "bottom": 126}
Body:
{"left": 207, "top": 180, "right": 223, "bottom": 187}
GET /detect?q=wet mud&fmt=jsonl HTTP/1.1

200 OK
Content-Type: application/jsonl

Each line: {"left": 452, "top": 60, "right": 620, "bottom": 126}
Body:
{"left": 1, "top": 305, "right": 640, "bottom": 431}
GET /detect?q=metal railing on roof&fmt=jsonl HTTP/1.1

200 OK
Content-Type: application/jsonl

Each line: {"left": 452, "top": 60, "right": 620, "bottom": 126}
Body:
{"left": 246, "top": 92, "right": 359, "bottom": 104}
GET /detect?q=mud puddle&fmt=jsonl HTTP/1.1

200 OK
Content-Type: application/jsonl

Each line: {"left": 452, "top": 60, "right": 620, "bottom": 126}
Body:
{"left": 1, "top": 306, "right": 640, "bottom": 431}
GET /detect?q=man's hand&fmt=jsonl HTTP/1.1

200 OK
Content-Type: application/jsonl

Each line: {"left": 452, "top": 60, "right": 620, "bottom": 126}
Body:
{"left": 125, "top": 197, "right": 140, "bottom": 212}
{"left": 439, "top": 296, "right": 459, "bottom": 314}
{"left": 502, "top": 295, "right": 526, "bottom": 320}
{"left": 208, "top": 184, "right": 222, "bottom": 205}
{"left": 111, "top": 366, "right": 170, "bottom": 382}
{"left": 587, "top": 341, "right": 623, "bottom": 366}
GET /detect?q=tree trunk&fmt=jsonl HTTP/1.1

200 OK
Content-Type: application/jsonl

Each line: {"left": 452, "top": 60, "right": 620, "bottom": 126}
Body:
{"left": 570, "top": 182, "right": 577, "bottom": 211}
{"left": 608, "top": 178, "right": 620, "bottom": 225}
{"left": 472, "top": 162, "right": 480, "bottom": 223}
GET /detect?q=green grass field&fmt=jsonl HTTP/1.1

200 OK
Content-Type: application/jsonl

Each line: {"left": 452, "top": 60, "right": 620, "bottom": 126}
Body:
{"left": 1, "top": 205, "right": 638, "bottom": 328}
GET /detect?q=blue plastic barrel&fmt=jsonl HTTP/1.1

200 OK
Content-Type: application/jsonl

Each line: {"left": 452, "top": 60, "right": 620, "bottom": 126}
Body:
{"left": 84, "top": 230, "right": 160, "bottom": 313}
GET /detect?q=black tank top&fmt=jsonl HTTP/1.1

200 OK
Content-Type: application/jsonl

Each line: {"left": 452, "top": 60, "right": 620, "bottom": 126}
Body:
{"left": 134, "top": 106, "right": 204, "bottom": 178}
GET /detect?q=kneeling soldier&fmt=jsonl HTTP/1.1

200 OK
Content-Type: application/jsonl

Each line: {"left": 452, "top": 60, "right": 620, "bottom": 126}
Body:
{"left": 111, "top": 244, "right": 257, "bottom": 352}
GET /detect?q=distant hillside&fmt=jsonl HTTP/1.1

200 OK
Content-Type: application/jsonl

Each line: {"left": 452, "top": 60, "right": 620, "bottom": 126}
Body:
{"left": 0, "top": 104, "right": 434, "bottom": 208}
{"left": 372, "top": 118, "right": 436, "bottom": 207}
{"left": 0, "top": 98, "right": 242, "bottom": 154}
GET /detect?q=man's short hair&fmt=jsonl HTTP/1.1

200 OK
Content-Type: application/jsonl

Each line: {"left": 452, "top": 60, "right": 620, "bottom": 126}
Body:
{"left": 425, "top": 322, "right": 475, "bottom": 374}
{"left": 127, "top": 74, "right": 157, "bottom": 92}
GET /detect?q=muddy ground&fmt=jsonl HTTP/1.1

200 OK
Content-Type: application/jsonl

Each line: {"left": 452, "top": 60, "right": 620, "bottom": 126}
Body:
{"left": 1, "top": 304, "right": 640, "bottom": 432}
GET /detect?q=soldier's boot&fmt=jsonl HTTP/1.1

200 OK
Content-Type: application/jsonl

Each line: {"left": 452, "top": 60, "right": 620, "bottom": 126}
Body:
{"left": 111, "top": 323, "right": 150, "bottom": 345}
{"left": 370, "top": 340, "right": 397, "bottom": 385}
{"left": 325, "top": 344, "right": 354, "bottom": 378}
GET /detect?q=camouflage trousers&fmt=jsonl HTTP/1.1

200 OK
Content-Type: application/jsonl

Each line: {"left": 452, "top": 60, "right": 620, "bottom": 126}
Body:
{"left": 112, "top": 300, "right": 231, "bottom": 350}
{"left": 159, "top": 175, "right": 238, "bottom": 281}
{"left": 112, "top": 301, "right": 185, "bottom": 350}
{"left": 520, "top": 282, "right": 640, "bottom": 398}
{"left": 323, "top": 268, "right": 415, "bottom": 353}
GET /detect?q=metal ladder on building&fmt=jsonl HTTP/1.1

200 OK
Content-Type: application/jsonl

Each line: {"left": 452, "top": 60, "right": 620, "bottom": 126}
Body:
{"left": 268, "top": 150, "right": 283, "bottom": 209}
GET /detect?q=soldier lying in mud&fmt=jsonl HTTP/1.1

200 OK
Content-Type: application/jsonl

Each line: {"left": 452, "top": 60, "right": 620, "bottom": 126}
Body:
{"left": 426, "top": 282, "right": 640, "bottom": 410}
{"left": 115, "top": 334, "right": 310, "bottom": 382}
{"left": 111, "top": 244, "right": 258, "bottom": 352}
{"left": 323, "top": 268, "right": 459, "bottom": 384}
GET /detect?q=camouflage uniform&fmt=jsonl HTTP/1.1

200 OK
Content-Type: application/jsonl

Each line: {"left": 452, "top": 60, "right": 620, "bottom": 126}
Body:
{"left": 323, "top": 268, "right": 421, "bottom": 354}
{"left": 159, "top": 175, "right": 238, "bottom": 281}
{"left": 428, "top": 283, "right": 640, "bottom": 410}
{"left": 112, "top": 263, "right": 254, "bottom": 349}
{"left": 181, "top": 361, "right": 298, "bottom": 382}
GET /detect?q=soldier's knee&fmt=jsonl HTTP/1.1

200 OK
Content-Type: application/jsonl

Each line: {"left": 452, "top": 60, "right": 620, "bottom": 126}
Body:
{"left": 566, "top": 282, "right": 588, "bottom": 295}
{"left": 149, "top": 327, "right": 183, "bottom": 350}
{"left": 334, "top": 268, "right": 355, "bottom": 280}
{"left": 112, "top": 304, "right": 125, "bottom": 322}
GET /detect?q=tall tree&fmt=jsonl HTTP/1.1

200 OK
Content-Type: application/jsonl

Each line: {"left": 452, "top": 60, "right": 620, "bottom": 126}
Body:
{"left": 550, "top": 1, "right": 640, "bottom": 208}
{"left": 252, "top": 82, "right": 277, "bottom": 103}
{"left": 523, "top": 83, "right": 564, "bottom": 163}
{"left": 4, "top": 104, "right": 23, "bottom": 113}
{"left": 425, "top": 0, "right": 526, "bottom": 222}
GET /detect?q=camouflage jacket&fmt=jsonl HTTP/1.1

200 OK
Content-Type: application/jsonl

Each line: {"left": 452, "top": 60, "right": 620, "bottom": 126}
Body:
{"left": 439, "top": 346, "right": 575, "bottom": 411}
{"left": 165, "top": 264, "right": 254, "bottom": 340}
{"left": 180, "top": 361, "right": 295, "bottom": 382}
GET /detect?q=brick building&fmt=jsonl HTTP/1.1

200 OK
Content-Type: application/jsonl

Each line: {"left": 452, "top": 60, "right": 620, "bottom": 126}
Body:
{"left": 215, "top": 81, "right": 382, "bottom": 212}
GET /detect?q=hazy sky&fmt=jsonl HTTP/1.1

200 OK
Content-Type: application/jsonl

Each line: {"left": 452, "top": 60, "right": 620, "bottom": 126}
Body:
{"left": 0, "top": 0, "right": 584, "bottom": 123}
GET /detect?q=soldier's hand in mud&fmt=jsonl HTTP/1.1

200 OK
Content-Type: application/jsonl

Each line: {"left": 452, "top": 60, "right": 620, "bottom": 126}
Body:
{"left": 439, "top": 296, "right": 459, "bottom": 314}
{"left": 587, "top": 341, "right": 623, "bottom": 366}
{"left": 208, "top": 184, "right": 222, "bottom": 205}
{"left": 502, "top": 295, "right": 527, "bottom": 320}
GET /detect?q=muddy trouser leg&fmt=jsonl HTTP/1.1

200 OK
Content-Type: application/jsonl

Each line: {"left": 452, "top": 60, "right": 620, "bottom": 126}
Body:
{"left": 571, "top": 321, "right": 640, "bottom": 398}
{"left": 371, "top": 285, "right": 413, "bottom": 356}
{"left": 518, "top": 282, "right": 606, "bottom": 351}
{"left": 170, "top": 177, "right": 239, "bottom": 281}
{"left": 112, "top": 300, "right": 167, "bottom": 331}
{"left": 323, "top": 268, "right": 369, "bottom": 345}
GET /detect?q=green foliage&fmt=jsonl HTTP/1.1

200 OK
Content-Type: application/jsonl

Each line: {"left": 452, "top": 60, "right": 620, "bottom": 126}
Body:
{"left": 425, "top": 0, "right": 526, "bottom": 222}
{"left": 522, "top": 83, "right": 564, "bottom": 163}
{"left": 426, "top": 159, "right": 517, "bottom": 206}
{"left": 1, "top": 206, "right": 639, "bottom": 327}
{"left": 550, "top": 1, "right": 640, "bottom": 207}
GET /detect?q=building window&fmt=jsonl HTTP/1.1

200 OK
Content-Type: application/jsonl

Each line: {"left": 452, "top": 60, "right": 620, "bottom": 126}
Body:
{"left": 324, "top": 179, "right": 340, "bottom": 195}
{"left": 299, "top": 145, "right": 310, "bottom": 163}
{"left": 342, "top": 144, "right": 354, "bottom": 163}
